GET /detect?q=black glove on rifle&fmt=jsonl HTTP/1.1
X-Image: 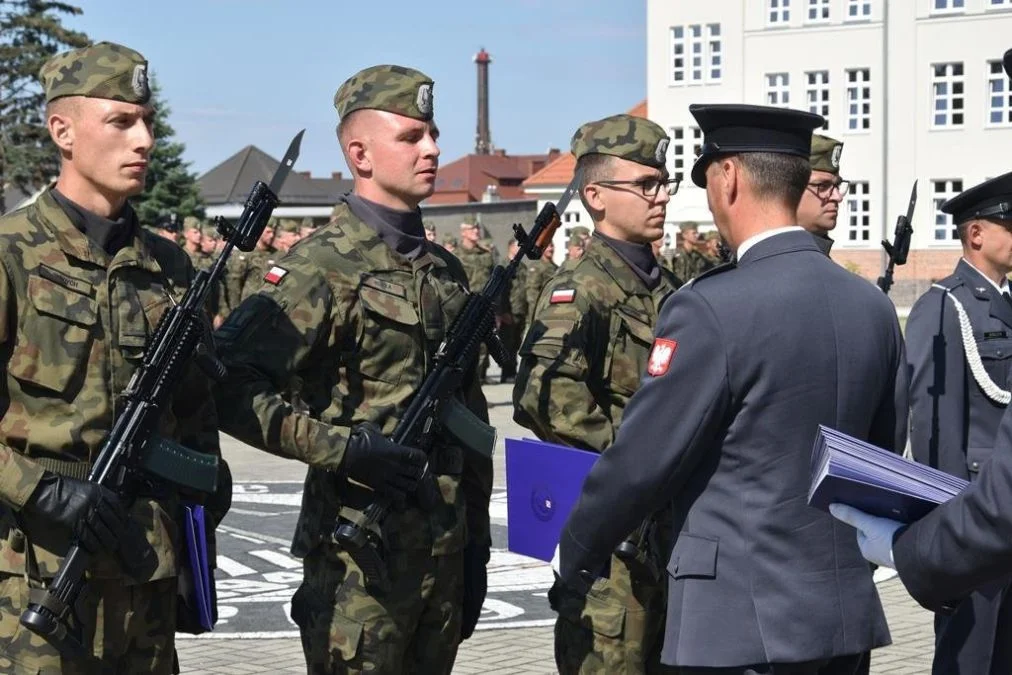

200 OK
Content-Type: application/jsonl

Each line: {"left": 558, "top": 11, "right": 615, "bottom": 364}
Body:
{"left": 344, "top": 422, "right": 426, "bottom": 505}
{"left": 22, "top": 472, "right": 127, "bottom": 557}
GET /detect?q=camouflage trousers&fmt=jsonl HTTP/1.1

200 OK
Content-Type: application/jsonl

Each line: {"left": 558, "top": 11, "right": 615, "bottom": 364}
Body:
{"left": 291, "top": 545, "right": 464, "bottom": 674}
{"left": 0, "top": 573, "right": 177, "bottom": 674}
{"left": 550, "top": 554, "right": 674, "bottom": 675}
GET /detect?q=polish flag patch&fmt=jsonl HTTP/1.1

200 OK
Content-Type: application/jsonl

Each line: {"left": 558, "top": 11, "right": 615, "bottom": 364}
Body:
{"left": 647, "top": 338, "right": 678, "bottom": 376}
{"left": 550, "top": 288, "right": 576, "bottom": 304}
{"left": 264, "top": 265, "right": 288, "bottom": 285}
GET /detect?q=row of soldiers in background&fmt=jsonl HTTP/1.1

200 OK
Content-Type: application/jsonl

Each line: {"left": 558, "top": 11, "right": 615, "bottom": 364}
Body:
{"left": 145, "top": 212, "right": 322, "bottom": 327}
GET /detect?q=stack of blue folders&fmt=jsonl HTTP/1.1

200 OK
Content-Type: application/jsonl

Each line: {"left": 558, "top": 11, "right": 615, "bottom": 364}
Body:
{"left": 808, "top": 425, "right": 969, "bottom": 523}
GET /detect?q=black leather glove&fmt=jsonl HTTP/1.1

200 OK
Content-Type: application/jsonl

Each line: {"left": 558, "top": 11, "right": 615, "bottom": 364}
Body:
{"left": 460, "top": 540, "right": 490, "bottom": 641}
{"left": 344, "top": 423, "right": 426, "bottom": 504}
{"left": 22, "top": 473, "right": 127, "bottom": 557}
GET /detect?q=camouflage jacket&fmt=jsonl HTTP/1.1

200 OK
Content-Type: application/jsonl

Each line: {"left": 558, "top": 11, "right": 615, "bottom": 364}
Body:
{"left": 215, "top": 203, "right": 491, "bottom": 558}
{"left": 525, "top": 258, "right": 558, "bottom": 315}
{"left": 514, "top": 238, "right": 677, "bottom": 451}
{"left": 505, "top": 262, "right": 528, "bottom": 320}
{"left": 671, "top": 247, "right": 714, "bottom": 284}
{"left": 0, "top": 189, "right": 221, "bottom": 579}
{"left": 456, "top": 244, "right": 495, "bottom": 303}
{"left": 239, "top": 249, "right": 275, "bottom": 304}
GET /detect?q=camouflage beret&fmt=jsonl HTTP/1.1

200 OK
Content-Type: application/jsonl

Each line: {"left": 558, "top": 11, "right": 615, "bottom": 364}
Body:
{"left": 678, "top": 221, "right": 700, "bottom": 232}
{"left": 334, "top": 64, "right": 434, "bottom": 122}
{"left": 810, "top": 134, "right": 844, "bottom": 175}
{"left": 567, "top": 234, "right": 586, "bottom": 248}
{"left": 571, "top": 114, "right": 670, "bottom": 168}
{"left": 442, "top": 234, "right": 458, "bottom": 246}
{"left": 40, "top": 41, "right": 150, "bottom": 104}
{"left": 704, "top": 230, "right": 722, "bottom": 242}
{"left": 570, "top": 226, "right": 591, "bottom": 237}
{"left": 183, "top": 216, "right": 202, "bottom": 230}
{"left": 299, "top": 217, "right": 315, "bottom": 229}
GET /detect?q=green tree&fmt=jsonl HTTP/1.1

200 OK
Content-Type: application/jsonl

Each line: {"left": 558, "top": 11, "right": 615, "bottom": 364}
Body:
{"left": 0, "top": 0, "right": 88, "bottom": 213}
{"left": 131, "top": 76, "right": 204, "bottom": 225}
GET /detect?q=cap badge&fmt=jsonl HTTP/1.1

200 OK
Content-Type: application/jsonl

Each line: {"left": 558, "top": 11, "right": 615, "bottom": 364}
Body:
{"left": 655, "top": 138, "right": 670, "bottom": 164}
{"left": 416, "top": 83, "right": 433, "bottom": 116}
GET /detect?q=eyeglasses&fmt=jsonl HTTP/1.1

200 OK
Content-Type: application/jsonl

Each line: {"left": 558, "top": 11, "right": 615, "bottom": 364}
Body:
{"left": 593, "top": 176, "right": 681, "bottom": 198}
{"left": 807, "top": 179, "right": 850, "bottom": 199}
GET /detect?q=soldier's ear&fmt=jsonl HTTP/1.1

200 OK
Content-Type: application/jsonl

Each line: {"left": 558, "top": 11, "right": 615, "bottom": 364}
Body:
{"left": 584, "top": 184, "right": 606, "bottom": 214}
{"left": 346, "top": 139, "right": 371, "bottom": 174}
{"left": 47, "top": 106, "right": 75, "bottom": 154}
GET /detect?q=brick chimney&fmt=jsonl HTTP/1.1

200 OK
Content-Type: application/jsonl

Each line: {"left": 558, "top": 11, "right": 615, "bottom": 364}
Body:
{"left": 474, "top": 48, "right": 492, "bottom": 155}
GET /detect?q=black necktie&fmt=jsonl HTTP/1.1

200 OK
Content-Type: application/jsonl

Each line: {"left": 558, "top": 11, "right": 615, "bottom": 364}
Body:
{"left": 1003, "top": 290, "right": 1012, "bottom": 309}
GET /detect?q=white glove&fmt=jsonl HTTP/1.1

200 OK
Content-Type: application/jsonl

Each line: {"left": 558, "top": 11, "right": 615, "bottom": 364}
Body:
{"left": 829, "top": 503, "right": 901, "bottom": 569}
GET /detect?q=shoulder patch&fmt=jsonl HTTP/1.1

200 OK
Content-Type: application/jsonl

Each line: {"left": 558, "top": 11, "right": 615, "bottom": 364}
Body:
{"left": 264, "top": 265, "right": 288, "bottom": 285}
{"left": 550, "top": 288, "right": 576, "bottom": 304}
{"left": 647, "top": 338, "right": 678, "bottom": 376}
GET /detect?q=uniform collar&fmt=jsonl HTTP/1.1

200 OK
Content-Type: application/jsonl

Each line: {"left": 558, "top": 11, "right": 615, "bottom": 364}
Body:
{"left": 736, "top": 226, "right": 806, "bottom": 261}
{"left": 960, "top": 257, "right": 1010, "bottom": 296}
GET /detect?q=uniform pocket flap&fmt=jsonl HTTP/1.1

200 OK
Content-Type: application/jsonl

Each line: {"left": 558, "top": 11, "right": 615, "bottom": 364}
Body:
{"left": 967, "top": 446, "right": 991, "bottom": 474}
{"left": 359, "top": 285, "right": 419, "bottom": 326}
{"left": 667, "top": 533, "right": 718, "bottom": 580}
{"left": 28, "top": 274, "right": 96, "bottom": 326}
{"left": 976, "top": 339, "right": 1012, "bottom": 361}
{"left": 329, "top": 611, "right": 365, "bottom": 661}
{"left": 615, "top": 307, "right": 655, "bottom": 345}
{"left": 552, "top": 581, "right": 626, "bottom": 638}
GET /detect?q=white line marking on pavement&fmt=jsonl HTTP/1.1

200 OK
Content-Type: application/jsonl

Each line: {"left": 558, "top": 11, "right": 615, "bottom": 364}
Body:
{"left": 249, "top": 549, "right": 303, "bottom": 570}
{"left": 232, "top": 493, "right": 304, "bottom": 506}
{"left": 228, "top": 508, "right": 283, "bottom": 517}
{"left": 228, "top": 534, "right": 265, "bottom": 545}
{"left": 216, "top": 555, "right": 257, "bottom": 577}
{"left": 177, "top": 619, "right": 556, "bottom": 640}
{"left": 218, "top": 525, "right": 293, "bottom": 547}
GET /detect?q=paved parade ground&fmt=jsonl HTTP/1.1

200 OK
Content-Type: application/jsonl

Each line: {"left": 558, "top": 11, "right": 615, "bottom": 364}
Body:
{"left": 176, "top": 379, "right": 937, "bottom": 674}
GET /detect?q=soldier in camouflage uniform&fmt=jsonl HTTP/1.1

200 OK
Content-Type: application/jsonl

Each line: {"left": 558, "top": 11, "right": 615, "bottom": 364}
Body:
{"left": 797, "top": 134, "right": 846, "bottom": 256}
{"left": 525, "top": 240, "right": 557, "bottom": 311}
{"left": 0, "top": 42, "right": 228, "bottom": 674}
{"left": 273, "top": 218, "right": 302, "bottom": 255}
{"left": 182, "top": 215, "right": 204, "bottom": 265}
{"left": 424, "top": 221, "right": 437, "bottom": 242}
{"left": 238, "top": 224, "right": 277, "bottom": 303}
{"left": 441, "top": 234, "right": 457, "bottom": 253}
{"left": 513, "top": 114, "right": 680, "bottom": 675}
{"left": 214, "top": 64, "right": 491, "bottom": 675}
{"left": 670, "top": 221, "right": 713, "bottom": 282}
{"left": 498, "top": 238, "right": 528, "bottom": 384}
{"left": 456, "top": 218, "right": 497, "bottom": 381}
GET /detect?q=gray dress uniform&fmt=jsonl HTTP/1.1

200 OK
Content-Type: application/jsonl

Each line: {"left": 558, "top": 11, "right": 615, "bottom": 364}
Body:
{"left": 559, "top": 230, "right": 909, "bottom": 670}
{"left": 905, "top": 186, "right": 1012, "bottom": 674}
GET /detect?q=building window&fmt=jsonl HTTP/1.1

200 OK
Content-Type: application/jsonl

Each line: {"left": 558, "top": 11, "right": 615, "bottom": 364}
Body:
{"left": 932, "top": 0, "right": 964, "bottom": 11}
{"left": 988, "top": 60, "right": 1012, "bottom": 125}
{"left": 564, "top": 212, "right": 580, "bottom": 224}
{"left": 707, "top": 24, "right": 722, "bottom": 80}
{"left": 931, "top": 62, "right": 964, "bottom": 128}
{"left": 846, "top": 68, "right": 871, "bottom": 131}
{"left": 670, "top": 24, "right": 722, "bottom": 85}
{"left": 990, "top": 0, "right": 1011, "bottom": 7}
{"left": 932, "top": 179, "right": 963, "bottom": 242}
{"left": 808, "top": 0, "right": 830, "bottom": 21}
{"left": 766, "top": 73, "right": 790, "bottom": 107}
{"left": 669, "top": 126, "right": 702, "bottom": 184}
{"left": 768, "top": 0, "right": 790, "bottom": 25}
{"left": 846, "top": 181, "right": 871, "bottom": 243}
{"left": 806, "top": 70, "right": 830, "bottom": 129}
{"left": 847, "top": 0, "right": 871, "bottom": 18}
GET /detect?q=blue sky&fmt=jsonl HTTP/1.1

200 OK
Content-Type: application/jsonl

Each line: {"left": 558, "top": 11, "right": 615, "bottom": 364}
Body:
{"left": 67, "top": 1, "right": 646, "bottom": 177}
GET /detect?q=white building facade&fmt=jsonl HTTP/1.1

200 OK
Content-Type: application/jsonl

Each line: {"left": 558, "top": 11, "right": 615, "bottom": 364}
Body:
{"left": 647, "top": 0, "right": 1012, "bottom": 295}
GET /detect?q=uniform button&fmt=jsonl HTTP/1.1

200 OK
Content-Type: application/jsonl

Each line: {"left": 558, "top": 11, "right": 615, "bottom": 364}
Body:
{"left": 998, "top": 350, "right": 1004, "bottom": 357}
{"left": 972, "top": 461, "right": 980, "bottom": 470}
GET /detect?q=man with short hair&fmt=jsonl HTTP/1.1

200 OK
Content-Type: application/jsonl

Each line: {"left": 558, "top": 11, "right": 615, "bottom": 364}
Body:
{"left": 0, "top": 41, "right": 226, "bottom": 673}
{"left": 526, "top": 241, "right": 558, "bottom": 312}
{"left": 864, "top": 172, "right": 1012, "bottom": 675}
{"left": 797, "top": 134, "right": 847, "bottom": 255}
{"left": 670, "top": 221, "right": 712, "bottom": 282}
{"left": 558, "top": 104, "right": 907, "bottom": 674}
{"left": 215, "top": 64, "right": 490, "bottom": 674}
{"left": 151, "top": 212, "right": 181, "bottom": 242}
{"left": 515, "top": 114, "right": 680, "bottom": 674}
{"left": 498, "top": 237, "right": 527, "bottom": 384}
{"left": 424, "top": 221, "right": 437, "bottom": 242}
{"left": 272, "top": 218, "right": 301, "bottom": 254}
{"left": 441, "top": 233, "right": 457, "bottom": 253}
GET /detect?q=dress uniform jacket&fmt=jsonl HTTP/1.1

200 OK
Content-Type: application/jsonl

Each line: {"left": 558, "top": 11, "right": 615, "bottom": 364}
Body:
{"left": 902, "top": 260, "right": 1012, "bottom": 672}
{"left": 560, "top": 230, "right": 908, "bottom": 668}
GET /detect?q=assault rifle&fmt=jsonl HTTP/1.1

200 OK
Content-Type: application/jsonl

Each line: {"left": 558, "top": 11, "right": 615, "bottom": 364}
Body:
{"left": 877, "top": 180, "right": 917, "bottom": 295}
{"left": 19, "top": 131, "right": 305, "bottom": 657}
{"left": 333, "top": 173, "right": 580, "bottom": 592}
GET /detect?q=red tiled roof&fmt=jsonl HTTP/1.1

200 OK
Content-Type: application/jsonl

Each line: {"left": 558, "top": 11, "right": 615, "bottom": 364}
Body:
{"left": 522, "top": 100, "right": 648, "bottom": 189}
{"left": 429, "top": 150, "right": 561, "bottom": 203}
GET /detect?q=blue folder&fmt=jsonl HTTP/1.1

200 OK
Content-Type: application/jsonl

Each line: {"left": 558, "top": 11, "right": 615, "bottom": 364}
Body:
{"left": 181, "top": 504, "right": 216, "bottom": 632}
{"left": 505, "top": 437, "right": 599, "bottom": 562}
{"left": 808, "top": 425, "right": 969, "bottom": 523}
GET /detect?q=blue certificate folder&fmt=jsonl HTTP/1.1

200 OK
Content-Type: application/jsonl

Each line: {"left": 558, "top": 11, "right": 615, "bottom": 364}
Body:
{"left": 505, "top": 438, "right": 598, "bottom": 562}
{"left": 808, "top": 425, "right": 969, "bottom": 523}
{"left": 181, "top": 504, "right": 216, "bottom": 632}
